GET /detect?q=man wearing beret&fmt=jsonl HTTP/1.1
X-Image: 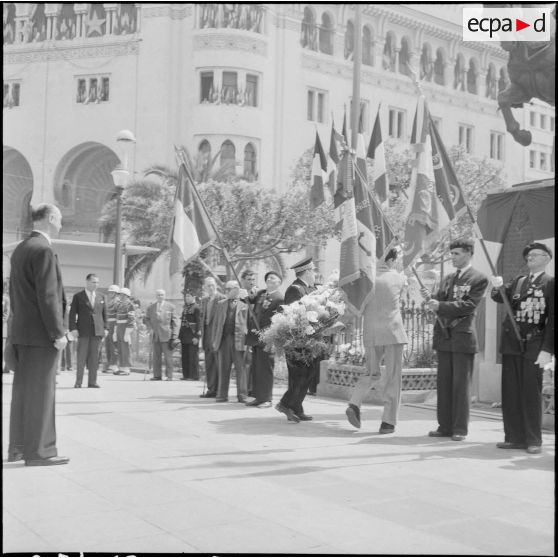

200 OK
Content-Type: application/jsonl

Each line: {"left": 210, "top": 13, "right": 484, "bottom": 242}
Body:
{"left": 421, "top": 238, "right": 488, "bottom": 441}
{"left": 276, "top": 256, "right": 317, "bottom": 423}
{"left": 490, "top": 242, "right": 554, "bottom": 455}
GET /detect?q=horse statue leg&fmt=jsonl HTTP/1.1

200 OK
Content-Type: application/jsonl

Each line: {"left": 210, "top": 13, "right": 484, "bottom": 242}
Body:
{"left": 498, "top": 85, "right": 533, "bottom": 146}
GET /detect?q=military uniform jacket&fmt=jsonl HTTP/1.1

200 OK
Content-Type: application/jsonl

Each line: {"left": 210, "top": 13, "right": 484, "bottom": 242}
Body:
{"left": 69, "top": 290, "right": 107, "bottom": 337}
{"left": 431, "top": 266, "right": 488, "bottom": 354}
{"left": 245, "top": 289, "right": 284, "bottom": 346}
{"left": 178, "top": 303, "right": 201, "bottom": 344}
{"left": 491, "top": 272, "right": 554, "bottom": 359}
{"left": 284, "top": 278, "right": 316, "bottom": 305}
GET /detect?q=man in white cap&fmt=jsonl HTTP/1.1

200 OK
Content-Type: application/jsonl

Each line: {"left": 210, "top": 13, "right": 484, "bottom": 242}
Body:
{"left": 144, "top": 289, "right": 177, "bottom": 381}
{"left": 114, "top": 287, "right": 135, "bottom": 375}
{"left": 103, "top": 285, "right": 120, "bottom": 373}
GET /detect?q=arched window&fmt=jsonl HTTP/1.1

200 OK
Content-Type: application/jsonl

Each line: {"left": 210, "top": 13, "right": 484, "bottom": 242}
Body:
{"left": 485, "top": 63, "right": 497, "bottom": 100}
{"left": 498, "top": 67, "right": 509, "bottom": 94}
{"left": 362, "top": 26, "right": 373, "bottom": 66}
{"left": 399, "top": 37, "right": 411, "bottom": 75}
{"left": 243, "top": 143, "right": 257, "bottom": 180}
{"left": 220, "top": 140, "right": 236, "bottom": 175}
{"left": 467, "top": 58, "right": 478, "bottom": 94}
{"left": 434, "top": 48, "right": 445, "bottom": 85}
{"left": 383, "top": 32, "right": 396, "bottom": 71}
{"left": 454, "top": 54, "right": 466, "bottom": 91}
{"left": 197, "top": 140, "right": 211, "bottom": 176}
{"left": 344, "top": 20, "right": 354, "bottom": 60}
{"left": 420, "top": 43, "right": 433, "bottom": 81}
{"left": 319, "top": 12, "right": 333, "bottom": 55}
{"left": 301, "top": 7, "right": 317, "bottom": 51}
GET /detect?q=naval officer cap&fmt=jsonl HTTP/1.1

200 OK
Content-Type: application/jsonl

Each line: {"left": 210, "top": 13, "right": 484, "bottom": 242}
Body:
{"left": 108, "top": 284, "right": 120, "bottom": 293}
{"left": 290, "top": 256, "right": 314, "bottom": 273}
{"left": 522, "top": 242, "right": 552, "bottom": 260}
{"left": 120, "top": 287, "right": 131, "bottom": 297}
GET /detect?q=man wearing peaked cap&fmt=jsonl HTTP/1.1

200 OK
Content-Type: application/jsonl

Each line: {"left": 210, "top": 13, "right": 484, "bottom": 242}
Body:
{"left": 275, "top": 256, "right": 318, "bottom": 423}
{"left": 103, "top": 285, "right": 120, "bottom": 373}
{"left": 490, "top": 241, "right": 554, "bottom": 455}
{"left": 114, "top": 287, "right": 134, "bottom": 375}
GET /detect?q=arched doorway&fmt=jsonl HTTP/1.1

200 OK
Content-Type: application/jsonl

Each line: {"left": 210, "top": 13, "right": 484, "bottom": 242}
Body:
{"left": 3, "top": 147, "right": 33, "bottom": 241}
{"left": 53, "top": 142, "right": 119, "bottom": 241}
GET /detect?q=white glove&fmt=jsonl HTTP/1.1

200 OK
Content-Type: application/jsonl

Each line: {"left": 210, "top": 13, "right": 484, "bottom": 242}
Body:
{"left": 113, "top": 331, "right": 118, "bottom": 342}
{"left": 124, "top": 329, "right": 132, "bottom": 343}
{"left": 535, "top": 350, "right": 553, "bottom": 370}
{"left": 70, "top": 329, "right": 79, "bottom": 340}
{"left": 53, "top": 336, "right": 68, "bottom": 351}
{"left": 490, "top": 276, "right": 504, "bottom": 288}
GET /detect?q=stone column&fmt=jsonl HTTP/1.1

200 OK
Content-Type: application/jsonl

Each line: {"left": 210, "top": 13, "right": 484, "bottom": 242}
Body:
{"left": 74, "top": 4, "right": 88, "bottom": 39}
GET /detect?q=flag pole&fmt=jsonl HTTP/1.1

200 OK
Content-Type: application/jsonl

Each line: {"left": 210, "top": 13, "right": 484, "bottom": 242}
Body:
{"left": 174, "top": 146, "right": 260, "bottom": 330}
{"left": 406, "top": 67, "right": 524, "bottom": 350}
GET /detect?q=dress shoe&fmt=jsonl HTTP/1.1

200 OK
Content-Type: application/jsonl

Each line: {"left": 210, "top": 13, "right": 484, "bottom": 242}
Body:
{"left": 295, "top": 413, "right": 313, "bottom": 421}
{"left": 428, "top": 430, "right": 451, "bottom": 437}
{"left": 275, "top": 402, "right": 300, "bottom": 422}
{"left": 102, "top": 369, "right": 111, "bottom": 374}
{"left": 451, "top": 434, "right": 466, "bottom": 441}
{"left": 215, "top": 397, "right": 228, "bottom": 402}
{"left": 150, "top": 377, "right": 162, "bottom": 381}
{"left": 526, "top": 445, "right": 542, "bottom": 454}
{"left": 257, "top": 401, "right": 272, "bottom": 408}
{"left": 245, "top": 399, "right": 261, "bottom": 406}
{"left": 25, "top": 456, "right": 70, "bottom": 467}
{"left": 199, "top": 392, "right": 216, "bottom": 398}
{"left": 88, "top": 384, "right": 100, "bottom": 388}
{"left": 237, "top": 397, "right": 249, "bottom": 403}
{"left": 74, "top": 384, "right": 82, "bottom": 388}
{"left": 496, "top": 441, "right": 526, "bottom": 450}
{"left": 346, "top": 404, "right": 361, "bottom": 428}
{"left": 379, "top": 422, "right": 395, "bottom": 434}
{"left": 308, "top": 392, "right": 316, "bottom": 396}
{"left": 7, "top": 451, "right": 24, "bottom": 462}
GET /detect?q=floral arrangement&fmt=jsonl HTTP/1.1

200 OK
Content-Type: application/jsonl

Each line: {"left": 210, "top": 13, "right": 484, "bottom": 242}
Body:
{"left": 260, "top": 285, "right": 345, "bottom": 365}
{"left": 332, "top": 341, "right": 365, "bottom": 366}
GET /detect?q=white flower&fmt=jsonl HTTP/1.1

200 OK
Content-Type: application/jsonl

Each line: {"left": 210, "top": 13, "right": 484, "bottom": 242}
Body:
{"left": 306, "top": 310, "right": 319, "bottom": 323}
{"left": 305, "top": 325, "right": 315, "bottom": 335}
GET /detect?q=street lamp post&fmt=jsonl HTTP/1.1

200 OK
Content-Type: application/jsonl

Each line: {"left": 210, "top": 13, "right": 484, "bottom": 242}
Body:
{"left": 111, "top": 130, "right": 136, "bottom": 285}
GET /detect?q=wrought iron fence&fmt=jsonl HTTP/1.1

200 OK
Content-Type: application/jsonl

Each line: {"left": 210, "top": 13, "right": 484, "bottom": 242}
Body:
{"left": 332, "top": 293, "right": 437, "bottom": 368}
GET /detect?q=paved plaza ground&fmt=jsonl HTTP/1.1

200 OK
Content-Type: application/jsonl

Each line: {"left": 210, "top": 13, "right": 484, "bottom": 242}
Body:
{"left": 2, "top": 369, "right": 555, "bottom": 556}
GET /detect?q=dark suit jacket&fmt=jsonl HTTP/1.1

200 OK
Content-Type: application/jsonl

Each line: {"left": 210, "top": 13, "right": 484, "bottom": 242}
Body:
{"left": 69, "top": 290, "right": 107, "bottom": 337}
{"left": 200, "top": 292, "right": 225, "bottom": 350}
{"left": 178, "top": 304, "right": 201, "bottom": 344}
{"left": 245, "top": 289, "right": 284, "bottom": 346}
{"left": 431, "top": 266, "right": 488, "bottom": 354}
{"left": 491, "top": 272, "right": 554, "bottom": 359}
{"left": 284, "top": 278, "right": 316, "bottom": 305}
{"left": 9, "top": 232, "right": 66, "bottom": 346}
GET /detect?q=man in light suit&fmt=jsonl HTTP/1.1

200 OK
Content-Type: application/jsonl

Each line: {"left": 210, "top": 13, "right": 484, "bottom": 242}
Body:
{"left": 144, "top": 289, "right": 177, "bottom": 381}
{"left": 421, "top": 238, "right": 488, "bottom": 441}
{"left": 69, "top": 273, "right": 108, "bottom": 388}
{"left": 199, "top": 277, "right": 225, "bottom": 397}
{"left": 210, "top": 280, "right": 248, "bottom": 402}
{"left": 346, "top": 247, "right": 409, "bottom": 433}
{"left": 7, "top": 203, "right": 70, "bottom": 466}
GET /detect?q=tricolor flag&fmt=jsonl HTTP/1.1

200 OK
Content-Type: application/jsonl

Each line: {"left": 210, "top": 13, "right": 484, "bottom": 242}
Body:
{"left": 338, "top": 118, "right": 376, "bottom": 316}
{"left": 169, "top": 164, "right": 216, "bottom": 275}
{"left": 327, "top": 121, "right": 340, "bottom": 194}
{"left": 310, "top": 131, "right": 328, "bottom": 210}
{"left": 402, "top": 96, "right": 467, "bottom": 268}
{"left": 334, "top": 110, "right": 351, "bottom": 209}
{"left": 369, "top": 190, "right": 398, "bottom": 260}
{"left": 367, "top": 109, "right": 389, "bottom": 207}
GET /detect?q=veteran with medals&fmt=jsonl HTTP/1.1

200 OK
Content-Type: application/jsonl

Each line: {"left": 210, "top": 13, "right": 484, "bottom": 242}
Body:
{"left": 490, "top": 242, "right": 555, "bottom": 455}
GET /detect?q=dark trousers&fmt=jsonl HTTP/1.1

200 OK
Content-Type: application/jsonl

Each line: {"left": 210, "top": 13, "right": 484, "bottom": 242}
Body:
{"left": 251, "top": 345, "right": 274, "bottom": 403}
{"left": 501, "top": 354, "right": 543, "bottom": 446}
{"left": 105, "top": 322, "right": 118, "bottom": 368}
{"left": 308, "top": 360, "right": 320, "bottom": 394}
{"left": 9, "top": 344, "right": 59, "bottom": 460}
{"left": 204, "top": 349, "right": 218, "bottom": 394}
{"left": 76, "top": 336, "right": 102, "bottom": 386}
{"left": 436, "top": 351, "right": 474, "bottom": 436}
{"left": 181, "top": 343, "right": 199, "bottom": 379}
{"left": 280, "top": 358, "right": 316, "bottom": 414}
{"left": 217, "top": 334, "right": 247, "bottom": 399}
{"left": 244, "top": 348, "right": 253, "bottom": 394}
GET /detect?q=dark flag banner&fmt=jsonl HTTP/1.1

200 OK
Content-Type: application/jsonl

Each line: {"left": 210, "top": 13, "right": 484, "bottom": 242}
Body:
{"left": 310, "top": 131, "right": 328, "bottom": 210}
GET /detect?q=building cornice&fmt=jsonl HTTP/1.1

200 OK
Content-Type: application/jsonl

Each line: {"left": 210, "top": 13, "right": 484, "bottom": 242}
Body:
{"left": 4, "top": 39, "right": 140, "bottom": 64}
{"left": 142, "top": 4, "right": 192, "bottom": 20}
{"left": 194, "top": 32, "right": 268, "bottom": 57}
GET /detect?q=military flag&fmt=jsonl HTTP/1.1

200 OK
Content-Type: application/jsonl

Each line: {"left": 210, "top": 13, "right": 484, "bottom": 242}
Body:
{"left": 309, "top": 131, "right": 328, "bottom": 210}
{"left": 367, "top": 109, "right": 389, "bottom": 207}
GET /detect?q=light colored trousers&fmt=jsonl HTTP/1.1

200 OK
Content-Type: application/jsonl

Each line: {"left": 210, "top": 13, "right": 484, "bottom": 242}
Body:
{"left": 349, "top": 344, "right": 405, "bottom": 426}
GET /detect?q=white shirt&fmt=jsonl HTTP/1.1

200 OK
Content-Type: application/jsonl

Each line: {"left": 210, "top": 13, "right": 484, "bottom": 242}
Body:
{"left": 87, "top": 290, "right": 96, "bottom": 306}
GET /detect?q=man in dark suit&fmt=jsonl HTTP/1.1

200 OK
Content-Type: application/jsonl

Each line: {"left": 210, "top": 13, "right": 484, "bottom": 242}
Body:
{"left": 199, "top": 277, "right": 225, "bottom": 397}
{"left": 7, "top": 203, "right": 70, "bottom": 466}
{"left": 276, "top": 256, "right": 317, "bottom": 423}
{"left": 490, "top": 242, "right": 554, "bottom": 454}
{"left": 421, "top": 238, "right": 488, "bottom": 441}
{"left": 245, "top": 271, "right": 284, "bottom": 407}
{"left": 69, "top": 273, "right": 108, "bottom": 388}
